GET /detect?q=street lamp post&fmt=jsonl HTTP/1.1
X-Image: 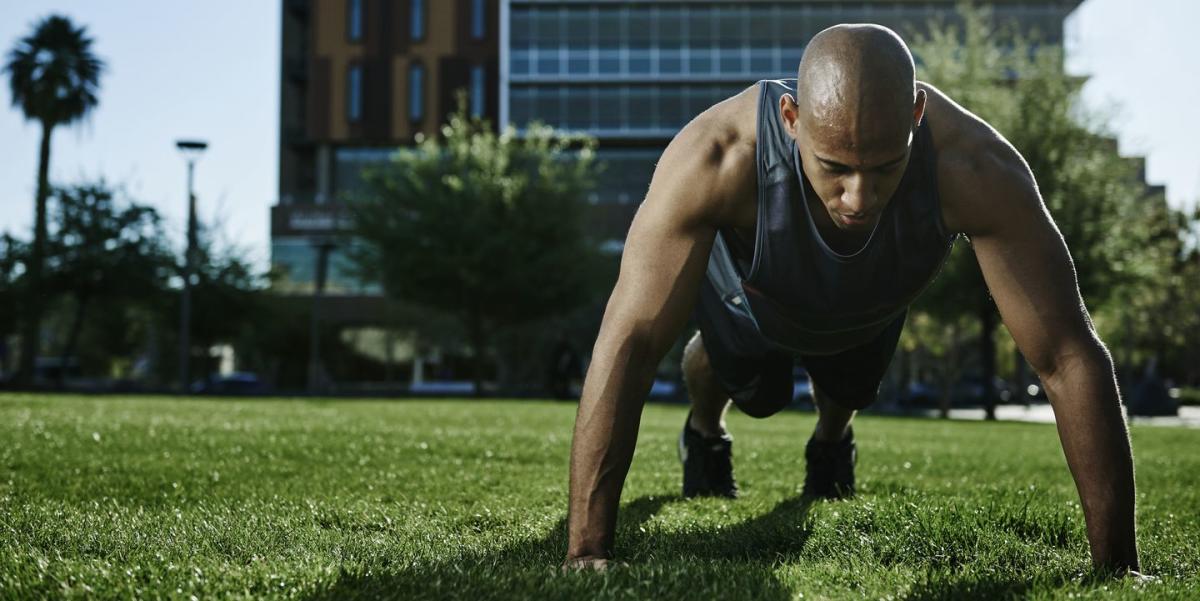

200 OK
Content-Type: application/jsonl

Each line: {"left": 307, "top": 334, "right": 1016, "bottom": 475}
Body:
{"left": 176, "top": 139, "right": 207, "bottom": 394}
{"left": 308, "top": 238, "right": 337, "bottom": 393}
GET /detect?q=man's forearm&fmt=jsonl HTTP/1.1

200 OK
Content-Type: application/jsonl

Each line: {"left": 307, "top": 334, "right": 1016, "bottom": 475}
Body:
{"left": 565, "top": 333, "right": 659, "bottom": 561}
{"left": 1043, "top": 349, "right": 1139, "bottom": 572}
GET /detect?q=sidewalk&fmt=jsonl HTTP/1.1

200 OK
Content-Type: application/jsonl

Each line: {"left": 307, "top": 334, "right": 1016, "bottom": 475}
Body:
{"left": 896, "top": 403, "right": 1200, "bottom": 428}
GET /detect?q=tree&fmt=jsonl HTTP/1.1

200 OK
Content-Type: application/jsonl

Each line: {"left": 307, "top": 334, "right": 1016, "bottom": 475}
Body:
{"left": 0, "top": 234, "right": 27, "bottom": 380}
{"left": 133, "top": 213, "right": 269, "bottom": 389}
{"left": 4, "top": 14, "right": 104, "bottom": 386}
{"left": 348, "top": 95, "right": 608, "bottom": 396}
{"left": 907, "top": 3, "right": 1176, "bottom": 417}
{"left": 42, "top": 183, "right": 173, "bottom": 386}
{"left": 182, "top": 221, "right": 268, "bottom": 372}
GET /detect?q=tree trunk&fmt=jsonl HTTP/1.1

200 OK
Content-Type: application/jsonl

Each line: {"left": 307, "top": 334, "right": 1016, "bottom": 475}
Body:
{"left": 938, "top": 323, "right": 960, "bottom": 419}
{"left": 1015, "top": 347, "right": 1029, "bottom": 406}
{"left": 57, "top": 292, "right": 90, "bottom": 389}
{"left": 980, "top": 293, "right": 998, "bottom": 421}
{"left": 468, "top": 309, "right": 486, "bottom": 398}
{"left": 17, "top": 121, "right": 54, "bottom": 387}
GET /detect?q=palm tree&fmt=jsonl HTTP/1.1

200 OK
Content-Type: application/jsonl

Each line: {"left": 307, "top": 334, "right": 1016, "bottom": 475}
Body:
{"left": 4, "top": 14, "right": 104, "bottom": 385}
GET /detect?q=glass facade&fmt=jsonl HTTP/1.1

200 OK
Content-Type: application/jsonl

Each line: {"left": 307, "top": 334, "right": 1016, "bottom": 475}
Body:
{"left": 506, "top": 1, "right": 1073, "bottom": 138}
{"left": 504, "top": 0, "right": 1076, "bottom": 219}
{"left": 472, "top": 0, "right": 487, "bottom": 40}
{"left": 347, "top": 0, "right": 363, "bottom": 42}
{"left": 271, "top": 238, "right": 381, "bottom": 296}
{"left": 334, "top": 147, "right": 398, "bottom": 197}
{"left": 411, "top": 0, "right": 426, "bottom": 41}
{"left": 347, "top": 64, "right": 363, "bottom": 122}
{"left": 510, "top": 82, "right": 751, "bottom": 137}
{"left": 470, "top": 65, "right": 486, "bottom": 117}
{"left": 408, "top": 63, "right": 425, "bottom": 122}
{"left": 591, "top": 148, "right": 663, "bottom": 205}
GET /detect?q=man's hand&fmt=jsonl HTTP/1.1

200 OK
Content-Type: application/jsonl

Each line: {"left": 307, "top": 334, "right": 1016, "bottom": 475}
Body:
{"left": 1125, "top": 570, "right": 1159, "bottom": 584}
{"left": 560, "top": 556, "right": 624, "bottom": 573}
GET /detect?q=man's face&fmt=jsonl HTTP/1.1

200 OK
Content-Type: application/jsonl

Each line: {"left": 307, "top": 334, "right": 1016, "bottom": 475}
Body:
{"left": 786, "top": 95, "right": 918, "bottom": 233}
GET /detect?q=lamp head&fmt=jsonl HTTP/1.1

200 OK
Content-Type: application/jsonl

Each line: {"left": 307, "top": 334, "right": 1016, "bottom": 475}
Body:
{"left": 175, "top": 139, "right": 208, "bottom": 162}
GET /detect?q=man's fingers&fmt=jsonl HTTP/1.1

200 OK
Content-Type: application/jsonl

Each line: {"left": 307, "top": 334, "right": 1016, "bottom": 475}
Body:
{"left": 560, "top": 557, "right": 629, "bottom": 573}
{"left": 1127, "top": 570, "right": 1160, "bottom": 586}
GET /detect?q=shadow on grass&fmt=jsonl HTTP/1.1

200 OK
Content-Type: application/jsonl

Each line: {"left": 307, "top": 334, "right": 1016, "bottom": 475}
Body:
{"left": 899, "top": 568, "right": 1115, "bottom": 601}
{"left": 304, "top": 494, "right": 817, "bottom": 600}
{"left": 304, "top": 493, "right": 1090, "bottom": 600}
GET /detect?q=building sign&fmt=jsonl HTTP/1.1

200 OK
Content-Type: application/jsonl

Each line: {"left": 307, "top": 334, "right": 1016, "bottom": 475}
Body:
{"left": 271, "top": 205, "right": 356, "bottom": 237}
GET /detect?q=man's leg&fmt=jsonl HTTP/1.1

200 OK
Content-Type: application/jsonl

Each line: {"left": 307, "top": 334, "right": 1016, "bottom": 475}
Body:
{"left": 799, "top": 312, "right": 907, "bottom": 498}
{"left": 811, "top": 383, "right": 870, "bottom": 442}
{"left": 682, "top": 330, "right": 731, "bottom": 438}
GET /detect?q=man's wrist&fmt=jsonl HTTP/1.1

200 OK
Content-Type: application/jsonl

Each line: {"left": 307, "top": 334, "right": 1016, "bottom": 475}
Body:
{"left": 1095, "top": 554, "right": 1139, "bottom": 574}
{"left": 1091, "top": 541, "right": 1139, "bottom": 575}
{"left": 565, "top": 545, "right": 612, "bottom": 562}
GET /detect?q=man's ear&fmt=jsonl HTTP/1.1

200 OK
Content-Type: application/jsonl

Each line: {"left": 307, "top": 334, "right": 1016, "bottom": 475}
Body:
{"left": 913, "top": 88, "right": 927, "bottom": 127}
{"left": 779, "top": 93, "right": 800, "bottom": 138}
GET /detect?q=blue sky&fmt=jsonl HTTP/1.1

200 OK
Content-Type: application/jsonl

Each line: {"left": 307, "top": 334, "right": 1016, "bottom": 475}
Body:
{"left": 0, "top": 0, "right": 1197, "bottom": 271}
{"left": 0, "top": 1, "right": 279, "bottom": 267}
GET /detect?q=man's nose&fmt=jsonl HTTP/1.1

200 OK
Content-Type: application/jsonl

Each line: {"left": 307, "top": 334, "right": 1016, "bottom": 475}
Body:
{"left": 840, "top": 174, "right": 875, "bottom": 214}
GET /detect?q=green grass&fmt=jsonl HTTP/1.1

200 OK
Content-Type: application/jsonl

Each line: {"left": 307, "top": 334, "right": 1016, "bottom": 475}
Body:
{"left": 0, "top": 394, "right": 1197, "bottom": 600}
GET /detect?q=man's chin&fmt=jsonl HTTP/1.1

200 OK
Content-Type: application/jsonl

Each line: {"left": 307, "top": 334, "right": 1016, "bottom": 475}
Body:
{"left": 834, "top": 214, "right": 877, "bottom": 230}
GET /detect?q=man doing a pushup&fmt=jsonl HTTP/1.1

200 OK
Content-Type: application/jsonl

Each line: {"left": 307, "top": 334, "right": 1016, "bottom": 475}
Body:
{"left": 564, "top": 24, "right": 1141, "bottom": 575}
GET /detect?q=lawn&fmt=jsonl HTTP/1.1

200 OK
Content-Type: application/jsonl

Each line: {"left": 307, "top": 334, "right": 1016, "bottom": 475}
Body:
{"left": 0, "top": 394, "right": 1196, "bottom": 600}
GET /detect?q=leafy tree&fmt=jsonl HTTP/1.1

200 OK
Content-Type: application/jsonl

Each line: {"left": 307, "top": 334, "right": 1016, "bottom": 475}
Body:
{"left": 42, "top": 183, "right": 173, "bottom": 385}
{"left": 4, "top": 14, "right": 104, "bottom": 385}
{"left": 906, "top": 3, "right": 1177, "bottom": 416}
{"left": 143, "top": 217, "right": 270, "bottom": 388}
{"left": 0, "top": 234, "right": 27, "bottom": 379}
{"left": 348, "top": 96, "right": 607, "bottom": 395}
{"left": 1101, "top": 203, "right": 1200, "bottom": 384}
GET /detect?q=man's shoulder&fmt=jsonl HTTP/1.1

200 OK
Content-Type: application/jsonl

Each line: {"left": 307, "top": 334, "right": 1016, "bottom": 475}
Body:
{"left": 656, "top": 84, "right": 760, "bottom": 226}
{"left": 919, "top": 81, "right": 995, "bottom": 162}
{"left": 920, "top": 81, "right": 1030, "bottom": 236}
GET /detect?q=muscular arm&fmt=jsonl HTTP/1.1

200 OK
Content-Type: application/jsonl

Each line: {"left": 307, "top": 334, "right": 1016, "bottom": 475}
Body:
{"left": 564, "top": 118, "right": 741, "bottom": 566}
{"left": 938, "top": 101, "right": 1139, "bottom": 573}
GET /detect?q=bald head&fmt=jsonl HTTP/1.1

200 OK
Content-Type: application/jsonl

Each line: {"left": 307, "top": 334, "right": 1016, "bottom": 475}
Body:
{"left": 796, "top": 24, "right": 917, "bottom": 145}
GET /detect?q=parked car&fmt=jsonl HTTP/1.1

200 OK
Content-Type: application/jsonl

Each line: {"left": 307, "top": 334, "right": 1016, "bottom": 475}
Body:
{"left": 899, "top": 376, "right": 1016, "bottom": 408}
{"left": 650, "top": 377, "right": 679, "bottom": 399}
{"left": 952, "top": 375, "right": 1018, "bottom": 406}
{"left": 898, "top": 381, "right": 940, "bottom": 408}
{"left": 409, "top": 380, "right": 476, "bottom": 395}
{"left": 793, "top": 366, "right": 813, "bottom": 403}
{"left": 191, "top": 372, "right": 269, "bottom": 395}
{"left": 1127, "top": 376, "right": 1179, "bottom": 416}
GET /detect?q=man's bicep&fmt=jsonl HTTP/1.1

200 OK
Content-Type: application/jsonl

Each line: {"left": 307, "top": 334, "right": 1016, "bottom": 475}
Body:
{"left": 598, "top": 127, "right": 725, "bottom": 357}
{"left": 960, "top": 142, "right": 1102, "bottom": 379}
{"left": 603, "top": 187, "right": 716, "bottom": 357}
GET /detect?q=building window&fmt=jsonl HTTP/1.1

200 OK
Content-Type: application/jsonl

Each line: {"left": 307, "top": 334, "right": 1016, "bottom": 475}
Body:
{"left": 411, "top": 0, "right": 426, "bottom": 41}
{"left": 471, "top": 0, "right": 486, "bottom": 40}
{"left": 408, "top": 63, "right": 425, "bottom": 122}
{"left": 347, "top": 64, "right": 363, "bottom": 122}
{"left": 347, "top": 0, "right": 363, "bottom": 42}
{"left": 470, "top": 65, "right": 485, "bottom": 117}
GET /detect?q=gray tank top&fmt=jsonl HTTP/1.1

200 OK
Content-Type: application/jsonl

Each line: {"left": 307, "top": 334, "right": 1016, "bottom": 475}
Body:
{"left": 704, "top": 78, "right": 957, "bottom": 356}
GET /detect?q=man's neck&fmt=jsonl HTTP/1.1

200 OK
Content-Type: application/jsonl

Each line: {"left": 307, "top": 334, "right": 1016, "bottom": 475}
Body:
{"left": 800, "top": 172, "right": 876, "bottom": 255}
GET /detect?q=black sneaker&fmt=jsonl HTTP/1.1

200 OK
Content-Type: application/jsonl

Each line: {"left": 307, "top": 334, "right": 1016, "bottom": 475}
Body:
{"left": 802, "top": 425, "right": 856, "bottom": 499}
{"left": 678, "top": 412, "right": 739, "bottom": 499}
